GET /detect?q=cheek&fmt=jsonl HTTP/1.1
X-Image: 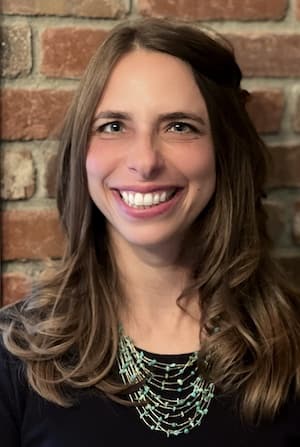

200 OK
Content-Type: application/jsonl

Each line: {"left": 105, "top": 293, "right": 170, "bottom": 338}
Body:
{"left": 85, "top": 141, "right": 113, "bottom": 179}
{"left": 176, "top": 146, "right": 215, "bottom": 182}
{"left": 86, "top": 153, "right": 99, "bottom": 177}
{"left": 85, "top": 148, "right": 108, "bottom": 209}
{"left": 86, "top": 140, "right": 101, "bottom": 176}
{"left": 86, "top": 138, "right": 126, "bottom": 180}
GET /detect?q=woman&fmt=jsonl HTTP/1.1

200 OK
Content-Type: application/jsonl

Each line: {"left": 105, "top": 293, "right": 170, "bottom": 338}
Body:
{"left": 1, "top": 18, "right": 299, "bottom": 446}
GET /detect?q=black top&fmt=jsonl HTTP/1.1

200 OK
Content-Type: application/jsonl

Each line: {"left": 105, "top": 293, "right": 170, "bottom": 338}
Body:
{"left": 0, "top": 342, "right": 299, "bottom": 447}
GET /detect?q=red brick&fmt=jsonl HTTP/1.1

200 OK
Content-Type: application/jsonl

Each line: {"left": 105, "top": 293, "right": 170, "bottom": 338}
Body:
{"left": 0, "top": 89, "right": 74, "bottom": 140}
{"left": 267, "top": 145, "right": 300, "bottom": 188}
{"left": 41, "top": 28, "right": 107, "bottom": 78}
{"left": 246, "top": 90, "right": 284, "bottom": 134}
{"left": 137, "top": 0, "right": 288, "bottom": 20}
{"left": 229, "top": 33, "right": 300, "bottom": 77}
{"left": 1, "top": 273, "right": 31, "bottom": 307}
{"left": 264, "top": 200, "right": 285, "bottom": 243}
{"left": 45, "top": 152, "right": 58, "bottom": 198}
{"left": 2, "top": 209, "right": 65, "bottom": 260}
{"left": 0, "top": 24, "right": 32, "bottom": 78}
{"left": 293, "top": 201, "right": 300, "bottom": 245}
{"left": 1, "top": 0, "right": 129, "bottom": 18}
{"left": 1, "top": 149, "right": 35, "bottom": 200}
{"left": 277, "top": 253, "right": 300, "bottom": 289}
{"left": 293, "top": 96, "right": 300, "bottom": 133}
{"left": 40, "top": 28, "right": 300, "bottom": 79}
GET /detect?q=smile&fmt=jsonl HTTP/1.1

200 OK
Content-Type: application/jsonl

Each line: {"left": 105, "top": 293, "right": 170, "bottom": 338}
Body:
{"left": 118, "top": 189, "right": 177, "bottom": 208}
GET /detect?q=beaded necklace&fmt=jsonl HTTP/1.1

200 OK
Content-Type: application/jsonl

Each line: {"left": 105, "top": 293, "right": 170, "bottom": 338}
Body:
{"left": 117, "top": 329, "right": 215, "bottom": 437}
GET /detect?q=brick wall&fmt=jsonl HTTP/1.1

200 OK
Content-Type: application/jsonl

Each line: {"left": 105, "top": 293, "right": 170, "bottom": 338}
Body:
{"left": 1, "top": 0, "right": 300, "bottom": 306}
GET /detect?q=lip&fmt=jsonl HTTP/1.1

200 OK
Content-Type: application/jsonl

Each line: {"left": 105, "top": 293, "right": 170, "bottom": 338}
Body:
{"left": 111, "top": 185, "right": 183, "bottom": 193}
{"left": 112, "top": 188, "right": 184, "bottom": 219}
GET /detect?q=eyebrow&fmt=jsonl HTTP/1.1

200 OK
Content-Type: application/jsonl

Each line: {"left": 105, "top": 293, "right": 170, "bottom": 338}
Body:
{"left": 92, "top": 111, "right": 130, "bottom": 122}
{"left": 158, "top": 111, "right": 207, "bottom": 126}
{"left": 92, "top": 110, "right": 207, "bottom": 126}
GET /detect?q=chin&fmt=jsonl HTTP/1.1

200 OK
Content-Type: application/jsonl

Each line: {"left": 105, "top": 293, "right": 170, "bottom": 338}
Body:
{"left": 116, "top": 227, "right": 185, "bottom": 250}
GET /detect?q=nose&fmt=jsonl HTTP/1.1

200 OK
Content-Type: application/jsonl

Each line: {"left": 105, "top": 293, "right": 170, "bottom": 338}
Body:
{"left": 126, "top": 132, "right": 165, "bottom": 179}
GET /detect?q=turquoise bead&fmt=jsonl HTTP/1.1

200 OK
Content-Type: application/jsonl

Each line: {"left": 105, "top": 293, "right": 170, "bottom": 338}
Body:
{"left": 117, "top": 330, "right": 214, "bottom": 437}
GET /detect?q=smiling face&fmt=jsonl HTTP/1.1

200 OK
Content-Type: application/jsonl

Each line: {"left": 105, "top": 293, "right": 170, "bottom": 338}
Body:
{"left": 86, "top": 49, "right": 216, "bottom": 254}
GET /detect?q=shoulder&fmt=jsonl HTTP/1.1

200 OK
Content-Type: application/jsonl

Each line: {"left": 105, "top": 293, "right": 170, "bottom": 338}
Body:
{"left": 0, "top": 333, "right": 28, "bottom": 444}
{"left": 0, "top": 301, "right": 29, "bottom": 396}
{"left": 0, "top": 303, "right": 26, "bottom": 380}
{"left": 281, "top": 391, "right": 300, "bottom": 420}
{"left": 252, "top": 390, "right": 300, "bottom": 442}
{"left": 260, "top": 393, "right": 300, "bottom": 442}
{"left": 0, "top": 332, "right": 27, "bottom": 393}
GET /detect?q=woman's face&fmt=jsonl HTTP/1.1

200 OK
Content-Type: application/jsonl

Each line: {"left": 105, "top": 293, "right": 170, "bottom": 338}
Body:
{"left": 86, "top": 49, "right": 216, "bottom": 251}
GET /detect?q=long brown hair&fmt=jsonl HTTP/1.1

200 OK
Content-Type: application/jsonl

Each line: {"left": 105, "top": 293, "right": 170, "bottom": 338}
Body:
{"left": 1, "top": 18, "right": 300, "bottom": 424}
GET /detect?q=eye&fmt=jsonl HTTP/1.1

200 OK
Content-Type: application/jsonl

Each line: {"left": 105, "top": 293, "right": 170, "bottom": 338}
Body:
{"left": 167, "top": 122, "right": 198, "bottom": 133}
{"left": 96, "top": 121, "right": 124, "bottom": 133}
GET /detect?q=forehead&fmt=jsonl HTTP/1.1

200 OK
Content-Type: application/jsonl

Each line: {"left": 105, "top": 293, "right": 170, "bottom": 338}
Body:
{"left": 96, "top": 49, "right": 208, "bottom": 115}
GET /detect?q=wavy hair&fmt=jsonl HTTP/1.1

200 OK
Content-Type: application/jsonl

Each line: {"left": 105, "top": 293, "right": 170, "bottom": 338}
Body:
{"left": 1, "top": 18, "right": 300, "bottom": 424}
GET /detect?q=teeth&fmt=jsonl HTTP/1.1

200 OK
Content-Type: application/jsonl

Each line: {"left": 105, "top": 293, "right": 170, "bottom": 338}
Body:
{"left": 160, "top": 191, "right": 167, "bottom": 202}
{"left": 134, "top": 193, "right": 143, "bottom": 206}
{"left": 128, "top": 192, "right": 134, "bottom": 205}
{"left": 143, "top": 193, "right": 153, "bottom": 206}
{"left": 153, "top": 193, "right": 160, "bottom": 204}
{"left": 119, "top": 190, "right": 176, "bottom": 208}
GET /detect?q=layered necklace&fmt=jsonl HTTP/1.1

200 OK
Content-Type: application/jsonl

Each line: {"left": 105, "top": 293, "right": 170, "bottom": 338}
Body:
{"left": 117, "top": 328, "right": 215, "bottom": 437}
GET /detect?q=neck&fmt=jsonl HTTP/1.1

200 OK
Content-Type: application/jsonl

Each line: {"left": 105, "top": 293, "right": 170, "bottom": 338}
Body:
{"left": 109, "top": 228, "right": 201, "bottom": 353}
{"left": 110, "top": 226, "right": 191, "bottom": 308}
